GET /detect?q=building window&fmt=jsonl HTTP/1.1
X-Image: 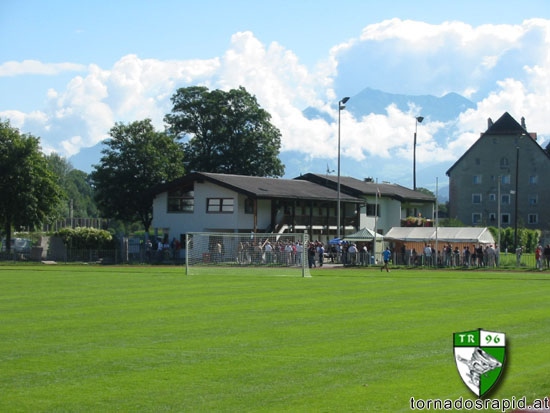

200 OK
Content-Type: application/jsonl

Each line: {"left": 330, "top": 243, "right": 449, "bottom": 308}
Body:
{"left": 529, "top": 175, "right": 538, "bottom": 185}
{"left": 489, "top": 193, "right": 496, "bottom": 202}
{"left": 501, "top": 194, "right": 510, "bottom": 205}
{"left": 528, "top": 194, "right": 538, "bottom": 206}
{"left": 366, "top": 204, "right": 380, "bottom": 217}
{"left": 501, "top": 213, "right": 510, "bottom": 224}
{"left": 207, "top": 198, "right": 234, "bottom": 213}
{"left": 501, "top": 175, "right": 511, "bottom": 185}
{"left": 500, "top": 157, "right": 509, "bottom": 168}
{"left": 167, "top": 188, "right": 194, "bottom": 213}
{"left": 528, "top": 214, "right": 538, "bottom": 224}
{"left": 489, "top": 212, "right": 496, "bottom": 222}
{"left": 473, "top": 175, "right": 482, "bottom": 184}
{"left": 472, "top": 213, "right": 482, "bottom": 225}
{"left": 244, "top": 198, "right": 254, "bottom": 214}
{"left": 472, "top": 193, "right": 482, "bottom": 204}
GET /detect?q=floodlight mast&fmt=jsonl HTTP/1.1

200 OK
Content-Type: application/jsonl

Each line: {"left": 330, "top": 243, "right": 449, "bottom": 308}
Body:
{"left": 337, "top": 96, "right": 350, "bottom": 240}
{"left": 413, "top": 116, "right": 424, "bottom": 191}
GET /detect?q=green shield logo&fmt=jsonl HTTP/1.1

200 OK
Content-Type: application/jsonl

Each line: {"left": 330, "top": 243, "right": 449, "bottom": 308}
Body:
{"left": 454, "top": 329, "right": 506, "bottom": 397}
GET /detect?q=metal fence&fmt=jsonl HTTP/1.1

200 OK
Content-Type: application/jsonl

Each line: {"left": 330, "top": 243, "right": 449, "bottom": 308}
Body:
{"left": 0, "top": 246, "right": 547, "bottom": 270}
{"left": 0, "top": 248, "right": 121, "bottom": 264}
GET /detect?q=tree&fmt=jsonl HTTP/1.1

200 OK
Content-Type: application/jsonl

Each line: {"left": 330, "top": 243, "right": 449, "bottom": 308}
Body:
{"left": 164, "top": 86, "right": 285, "bottom": 177}
{"left": 90, "top": 119, "right": 186, "bottom": 233}
{"left": 0, "top": 119, "right": 63, "bottom": 251}
{"left": 45, "top": 153, "right": 98, "bottom": 221}
{"left": 415, "top": 187, "right": 435, "bottom": 197}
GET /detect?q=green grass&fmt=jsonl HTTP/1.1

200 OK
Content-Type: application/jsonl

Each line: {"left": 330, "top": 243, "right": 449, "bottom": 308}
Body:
{"left": 1, "top": 265, "right": 549, "bottom": 412}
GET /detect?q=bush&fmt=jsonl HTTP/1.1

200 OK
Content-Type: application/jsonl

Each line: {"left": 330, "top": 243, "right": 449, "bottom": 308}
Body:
{"left": 55, "top": 227, "right": 117, "bottom": 250}
{"left": 488, "top": 226, "right": 541, "bottom": 253}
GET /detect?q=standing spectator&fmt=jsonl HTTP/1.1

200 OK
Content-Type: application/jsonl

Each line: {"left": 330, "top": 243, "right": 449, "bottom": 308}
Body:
{"left": 405, "top": 245, "right": 412, "bottom": 266}
{"left": 295, "top": 241, "right": 303, "bottom": 266}
{"left": 423, "top": 244, "right": 432, "bottom": 266}
{"left": 284, "top": 242, "right": 293, "bottom": 266}
{"left": 444, "top": 245, "right": 452, "bottom": 267}
{"left": 516, "top": 246, "right": 523, "bottom": 267}
{"left": 347, "top": 243, "right": 358, "bottom": 266}
{"left": 486, "top": 245, "right": 496, "bottom": 267}
{"left": 453, "top": 246, "right": 461, "bottom": 267}
{"left": 463, "top": 246, "right": 471, "bottom": 267}
{"left": 145, "top": 238, "right": 153, "bottom": 262}
{"left": 544, "top": 244, "right": 550, "bottom": 269}
{"left": 477, "top": 245, "right": 484, "bottom": 267}
{"left": 360, "top": 244, "right": 369, "bottom": 266}
{"left": 381, "top": 247, "right": 392, "bottom": 272}
{"left": 307, "top": 242, "right": 316, "bottom": 268}
{"left": 317, "top": 242, "right": 325, "bottom": 267}
{"left": 535, "top": 244, "right": 543, "bottom": 271}
{"left": 341, "top": 242, "right": 348, "bottom": 266}
{"left": 264, "top": 241, "right": 273, "bottom": 264}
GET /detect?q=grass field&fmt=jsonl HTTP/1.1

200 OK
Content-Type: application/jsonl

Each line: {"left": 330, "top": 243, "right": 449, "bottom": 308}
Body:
{"left": 1, "top": 264, "right": 549, "bottom": 412}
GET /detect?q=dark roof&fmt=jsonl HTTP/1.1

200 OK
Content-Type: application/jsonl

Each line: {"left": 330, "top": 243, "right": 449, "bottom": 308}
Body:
{"left": 446, "top": 112, "right": 547, "bottom": 176}
{"left": 484, "top": 112, "right": 527, "bottom": 135}
{"left": 296, "top": 173, "right": 435, "bottom": 202}
{"left": 153, "top": 172, "right": 364, "bottom": 203}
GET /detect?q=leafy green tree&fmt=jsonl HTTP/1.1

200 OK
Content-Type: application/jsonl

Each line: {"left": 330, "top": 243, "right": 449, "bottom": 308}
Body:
{"left": 415, "top": 187, "right": 435, "bottom": 197}
{"left": 165, "top": 86, "right": 285, "bottom": 177}
{"left": 438, "top": 217, "right": 464, "bottom": 227}
{"left": 90, "top": 119, "right": 186, "bottom": 233}
{"left": 0, "top": 119, "right": 63, "bottom": 251}
{"left": 489, "top": 226, "right": 540, "bottom": 253}
{"left": 45, "top": 153, "right": 98, "bottom": 220}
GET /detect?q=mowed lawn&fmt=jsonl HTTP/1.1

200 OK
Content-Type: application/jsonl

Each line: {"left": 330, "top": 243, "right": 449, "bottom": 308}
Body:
{"left": 1, "top": 265, "right": 549, "bottom": 412}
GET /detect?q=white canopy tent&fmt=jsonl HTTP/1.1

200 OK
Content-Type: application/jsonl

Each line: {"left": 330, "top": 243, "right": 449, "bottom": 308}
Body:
{"left": 344, "top": 228, "right": 385, "bottom": 264}
{"left": 343, "top": 228, "right": 384, "bottom": 241}
{"left": 384, "top": 227, "right": 495, "bottom": 244}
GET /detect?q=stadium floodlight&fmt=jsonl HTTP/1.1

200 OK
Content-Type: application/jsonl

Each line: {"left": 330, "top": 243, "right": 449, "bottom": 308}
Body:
{"left": 413, "top": 116, "right": 424, "bottom": 191}
{"left": 337, "top": 96, "right": 350, "bottom": 239}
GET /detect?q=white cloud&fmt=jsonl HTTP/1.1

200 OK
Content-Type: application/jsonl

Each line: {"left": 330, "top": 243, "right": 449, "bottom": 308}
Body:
{"left": 0, "top": 60, "right": 85, "bottom": 76}
{"left": 1, "top": 18, "right": 549, "bottom": 182}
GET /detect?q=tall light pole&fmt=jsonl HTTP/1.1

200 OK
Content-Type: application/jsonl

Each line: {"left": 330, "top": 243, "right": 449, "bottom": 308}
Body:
{"left": 413, "top": 116, "right": 424, "bottom": 191}
{"left": 337, "top": 96, "right": 350, "bottom": 239}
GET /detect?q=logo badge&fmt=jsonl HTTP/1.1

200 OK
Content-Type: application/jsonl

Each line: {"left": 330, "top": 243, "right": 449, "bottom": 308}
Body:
{"left": 454, "top": 329, "right": 506, "bottom": 397}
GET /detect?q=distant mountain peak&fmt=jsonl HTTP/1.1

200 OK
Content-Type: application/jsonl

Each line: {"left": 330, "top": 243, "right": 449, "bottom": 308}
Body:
{"left": 303, "top": 88, "right": 475, "bottom": 123}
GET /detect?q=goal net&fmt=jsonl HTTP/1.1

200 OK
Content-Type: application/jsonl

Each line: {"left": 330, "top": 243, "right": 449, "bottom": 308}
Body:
{"left": 185, "top": 232, "right": 311, "bottom": 277}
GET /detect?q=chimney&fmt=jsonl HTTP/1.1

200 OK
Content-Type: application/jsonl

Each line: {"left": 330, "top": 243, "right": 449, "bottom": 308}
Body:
{"left": 487, "top": 118, "right": 493, "bottom": 128}
{"left": 521, "top": 117, "right": 527, "bottom": 129}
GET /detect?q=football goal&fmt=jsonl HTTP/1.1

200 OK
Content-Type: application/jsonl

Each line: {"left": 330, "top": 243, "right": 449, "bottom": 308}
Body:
{"left": 185, "top": 232, "right": 311, "bottom": 277}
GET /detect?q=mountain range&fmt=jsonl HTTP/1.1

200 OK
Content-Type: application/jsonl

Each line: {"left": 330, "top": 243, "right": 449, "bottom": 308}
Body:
{"left": 70, "top": 87, "right": 477, "bottom": 202}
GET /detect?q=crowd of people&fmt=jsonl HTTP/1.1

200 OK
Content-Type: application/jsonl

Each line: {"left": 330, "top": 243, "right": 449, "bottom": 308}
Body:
{"left": 388, "top": 242, "right": 550, "bottom": 269}
{"left": 393, "top": 243, "right": 501, "bottom": 268}
{"left": 235, "top": 239, "right": 304, "bottom": 266}
{"left": 147, "top": 234, "right": 550, "bottom": 271}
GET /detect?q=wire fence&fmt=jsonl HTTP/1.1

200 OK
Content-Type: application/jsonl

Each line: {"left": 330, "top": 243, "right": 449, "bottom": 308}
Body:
{"left": 1, "top": 247, "right": 548, "bottom": 271}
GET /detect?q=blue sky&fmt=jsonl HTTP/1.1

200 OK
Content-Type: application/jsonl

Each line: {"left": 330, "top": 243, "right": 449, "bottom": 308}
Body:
{"left": 1, "top": 0, "right": 550, "bottom": 188}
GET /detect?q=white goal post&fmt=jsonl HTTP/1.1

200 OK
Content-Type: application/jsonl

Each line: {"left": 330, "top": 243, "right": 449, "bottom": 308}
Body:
{"left": 185, "top": 232, "right": 311, "bottom": 277}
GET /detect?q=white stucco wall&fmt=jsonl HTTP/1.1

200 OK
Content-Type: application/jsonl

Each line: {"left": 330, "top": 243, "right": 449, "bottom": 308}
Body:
{"left": 152, "top": 181, "right": 272, "bottom": 238}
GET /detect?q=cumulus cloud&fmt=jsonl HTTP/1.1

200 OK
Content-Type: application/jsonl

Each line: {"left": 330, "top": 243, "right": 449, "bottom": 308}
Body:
{"left": 1, "top": 18, "right": 549, "bottom": 183}
{"left": 0, "top": 60, "right": 85, "bottom": 76}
